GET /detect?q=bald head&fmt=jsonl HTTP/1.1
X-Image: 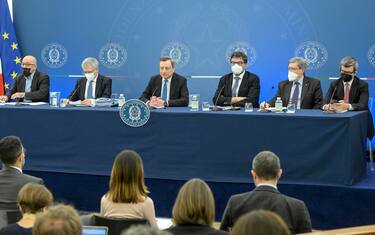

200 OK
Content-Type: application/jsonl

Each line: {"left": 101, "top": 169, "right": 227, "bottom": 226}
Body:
{"left": 22, "top": 55, "right": 37, "bottom": 66}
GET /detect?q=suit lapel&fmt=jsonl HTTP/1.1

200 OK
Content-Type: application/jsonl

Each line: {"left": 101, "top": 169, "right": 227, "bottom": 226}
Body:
{"left": 95, "top": 75, "right": 102, "bottom": 98}
{"left": 237, "top": 72, "right": 248, "bottom": 96}
{"left": 227, "top": 74, "right": 234, "bottom": 96}
{"left": 19, "top": 76, "right": 26, "bottom": 92}
{"left": 284, "top": 82, "right": 292, "bottom": 104}
{"left": 80, "top": 78, "right": 87, "bottom": 100}
{"left": 349, "top": 78, "right": 359, "bottom": 103}
{"left": 30, "top": 70, "right": 39, "bottom": 91}
{"left": 169, "top": 74, "right": 177, "bottom": 99}
{"left": 300, "top": 78, "right": 310, "bottom": 105}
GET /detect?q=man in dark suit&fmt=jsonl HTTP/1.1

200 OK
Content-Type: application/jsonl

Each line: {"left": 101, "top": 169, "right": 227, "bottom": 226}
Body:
{"left": 212, "top": 51, "right": 260, "bottom": 107}
{"left": 261, "top": 57, "right": 322, "bottom": 109}
{"left": 220, "top": 151, "right": 312, "bottom": 234}
{"left": 323, "top": 56, "right": 368, "bottom": 112}
{"left": 68, "top": 57, "right": 112, "bottom": 106}
{"left": 0, "top": 136, "right": 43, "bottom": 211}
{"left": 0, "top": 55, "right": 49, "bottom": 102}
{"left": 140, "top": 56, "right": 189, "bottom": 107}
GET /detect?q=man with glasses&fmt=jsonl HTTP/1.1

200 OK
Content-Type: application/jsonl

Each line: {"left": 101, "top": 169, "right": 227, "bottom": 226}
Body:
{"left": 323, "top": 56, "right": 369, "bottom": 112}
{"left": 213, "top": 51, "right": 260, "bottom": 107}
{"left": 260, "top": 57, "right": 323, "bottom": 109}
{"left": 0, "top": 55, "right": 50, "bottom": 102}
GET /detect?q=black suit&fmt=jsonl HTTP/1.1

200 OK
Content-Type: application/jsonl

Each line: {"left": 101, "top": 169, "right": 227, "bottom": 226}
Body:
{"left": 220, "top": 186, "right": 312, "bottom": 234}
{"left": 324, "top": 76, "right": 369, "bottom": 110}
{"left": 0, "top": 166, "right": 43, "bottom": 211}
{"left": 69, "top": 74, "right": 112, "bottom": 101}
{"left": 212, "top": 71, "right": 260, "bottom": 107}
{"left": 7, "top": 70, "right": 50, "bottom": 102}
{"left": 139, "top": 73, "right": 189, "bottom": 107}
{"left": 166, "top": 224, "right": 227, "bottom": 235}
{"left": 268, "top": 76, "right": 323, "bottom": 109}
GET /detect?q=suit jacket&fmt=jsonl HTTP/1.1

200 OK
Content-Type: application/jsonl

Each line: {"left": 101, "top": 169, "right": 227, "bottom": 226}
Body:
{"left": 0, "top": 166, "right": 43, "bottom": 211}
{"left": 7, "top": 70, "right": 50, "bottom": 102}
{"left": 212, "top": 71, "right": 260, "bottom": 107}
{"left": 166, "top": 224, "right": 228, "bottom": 235}
{"left": 69, "top": 74, "right": 112, "bottom": 101}
{"left": 220, "top": 186, "right": 312, "bottom": 234}
{"left": 324, "top": 76, "right": 369, "bottom": 111}
{"left": 139, "top": 73, "right": 189, "bottom": 107}
{"left": 269, "top": 76, "right": 323, "bottom": 109}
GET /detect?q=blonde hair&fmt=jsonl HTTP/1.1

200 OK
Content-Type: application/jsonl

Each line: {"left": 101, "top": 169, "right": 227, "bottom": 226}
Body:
{"left": 18, "top": 183, "right": 53, "bottom": 214}
{"left": 172, "top": 178, "right": 215, "bottom": 226}
{"left": 107, "top": 150, "right": 149, "bottom": 203}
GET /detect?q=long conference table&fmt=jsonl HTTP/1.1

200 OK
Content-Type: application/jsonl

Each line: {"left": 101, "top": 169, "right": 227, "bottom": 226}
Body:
{"left": 0, "top": 105, "right": 371, "bottom": 186}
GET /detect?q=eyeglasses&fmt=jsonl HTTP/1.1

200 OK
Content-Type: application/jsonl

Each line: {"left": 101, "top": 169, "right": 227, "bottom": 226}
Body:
{"left": 231, "top": 61, "right": 244, "bottom": 65}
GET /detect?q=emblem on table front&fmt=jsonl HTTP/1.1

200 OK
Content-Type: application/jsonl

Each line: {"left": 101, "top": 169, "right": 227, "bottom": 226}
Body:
{"left": 119, "top": 99, "right": 150, "bottom": 127}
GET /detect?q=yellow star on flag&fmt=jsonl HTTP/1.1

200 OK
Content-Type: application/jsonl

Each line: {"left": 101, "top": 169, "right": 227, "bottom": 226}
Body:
{"left": 4, "top": 83, "right": 9, "bottom": 90}
{"left": 14, "top": 56, "right": 21, "bottom": 64}
{"left": 11, "top": 71, "right": 18, "bottom": 79}
{"left": 11, "top": 42, "right": 18, "bottom": 50}
{"left": 2, "top": 32, "right": 9, "bottom": 40}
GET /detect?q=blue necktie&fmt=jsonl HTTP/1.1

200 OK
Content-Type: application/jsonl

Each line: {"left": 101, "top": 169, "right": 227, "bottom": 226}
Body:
{"left": 291, "top": 82, "right": 300, "bottom": 107}
{"left": 87, "top": 80, "right": 94, "bottom": 99}
{"left": 162, "top": 79, "right": 168, "bottom": 101}
{"left": 232, "top": 77, "right": 240, "bottom": 97}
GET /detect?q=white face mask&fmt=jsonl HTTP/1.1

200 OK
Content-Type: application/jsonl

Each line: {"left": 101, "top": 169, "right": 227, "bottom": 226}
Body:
{"left": 288, "top": 71, "right": 299, "bottom": 82}
{"left": 231, "top": 64, "right": 243, "bottom": 75}
{"left": 85, "top": 73, "right": 96, "bottom": 81}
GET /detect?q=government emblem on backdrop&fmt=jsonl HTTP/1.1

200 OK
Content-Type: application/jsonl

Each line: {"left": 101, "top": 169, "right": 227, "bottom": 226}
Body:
{"left": 225, "top": 41, "right": 257, "bottom": 66}
{"left": 295, "top": 41, "right": 328, "bottom": 70}
{"left": 161, "top": 42, "right": 190, "bottom": 69}
{"left": 41, "top": 43, "right": 68, "bottom": 68}
{"left": 99, "top": 43, "right": 127, "bottom": 69}
{"left": 368, "top": 44, "right": 375, "bottom": 68}
{"left": 119, "top": 99, "right": 150, "bottom": 128}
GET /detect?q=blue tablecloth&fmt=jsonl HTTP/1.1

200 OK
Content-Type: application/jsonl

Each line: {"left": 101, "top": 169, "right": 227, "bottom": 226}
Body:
{"left": 0, "top": 105, "right": 370, "bottom": 186}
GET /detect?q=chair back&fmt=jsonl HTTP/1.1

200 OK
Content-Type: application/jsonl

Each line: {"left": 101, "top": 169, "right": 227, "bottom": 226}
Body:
{"left": 94, "top": 215, "right": 148, "bottom": 235}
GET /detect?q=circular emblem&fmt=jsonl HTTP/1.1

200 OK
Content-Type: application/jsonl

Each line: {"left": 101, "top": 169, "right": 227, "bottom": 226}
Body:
{"left": 295, "top": 41, "right": 328, "bottom": 70}
{"left": 225, "top": 41, "right": 257, "bottom": 66}
{"left": 99, "top": 43, "right": 127, "bottom": 69}
{"left": 161, "top": 42, "right": 190, "bottom": 69}
{"left": 119, "top": 99, "right": 150, "bottom": 127}
{"left": 41, "top": 43, "right": 68, "bottom": 68}
{"left": 368, "top": 44, "right": 375, "bottom": 68}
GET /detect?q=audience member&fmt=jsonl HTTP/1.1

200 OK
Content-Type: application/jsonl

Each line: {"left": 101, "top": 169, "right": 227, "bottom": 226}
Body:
{"left": 123, "top": 225, "right": 172, "bottom": 235}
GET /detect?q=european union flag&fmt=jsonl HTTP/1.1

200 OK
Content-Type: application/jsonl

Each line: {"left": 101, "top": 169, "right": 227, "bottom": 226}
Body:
{"left": 0, "top": 0, "right": 22, "bottom": 96}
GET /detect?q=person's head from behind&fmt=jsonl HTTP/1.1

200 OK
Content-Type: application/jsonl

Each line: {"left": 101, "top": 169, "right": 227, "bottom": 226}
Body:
{"left": 122, "top": 225, "right": 172, "bottom": 235}
{"left": 18, "top": 183, "right": 53, "bottom": 215}
{"left": 251, "top": 151, "right": 282, "bottom": 185}
{"left": 0, "top": 135, "right": 26, "bottom": 168}
{"left": 172, "top": 178, "right": 215, "bottom": 226}
{"left": 108, "top": 149, "right": 149, "bottom": 203}
{"left": 231, "top": 210, "right": 291, "bottom": 235}
{"left": 32, "top": 204, "right": 82, "bottom": 235}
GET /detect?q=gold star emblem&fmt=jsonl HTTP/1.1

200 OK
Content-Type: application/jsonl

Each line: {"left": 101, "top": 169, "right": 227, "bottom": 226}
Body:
{"left": 4, "top": 83, "right": 9, "bottom": 90}
{"left": 11, "top": 42, "right": 18, "bottom": 50}
{"left": 2, "top": 32, "right": 9, "bottom": 40}
{"left": 11, "top": 71, "right": 18, "bottom": 79}
{"left": 14, "top": 56, "right": 21, "bottom": 64}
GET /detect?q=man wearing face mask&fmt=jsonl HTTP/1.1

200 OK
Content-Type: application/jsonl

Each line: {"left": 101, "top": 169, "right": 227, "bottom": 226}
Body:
{"left": 212, "top": 51, "right": 260, "bottom": 107}
{"left": 323, "top": 56, "right": 368, "bottom": 112}
{"left": 68, "top": 57, "right": 112, "bottom": 106}
{"left": 260, "top": 57, "right": 323, "bottom": 109}
{"left": 0, "top": 55, "right": 50, "bottom": 103}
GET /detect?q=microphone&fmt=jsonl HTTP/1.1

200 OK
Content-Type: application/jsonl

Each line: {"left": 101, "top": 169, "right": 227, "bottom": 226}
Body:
{"left": 211, "top": 85, "right": 225, "bottom": 111}
{"left": 328, "top": 80, "right": 339, "bottom": 104}
{"left": 151, "top": 86, "right": 160, "bottom": 98}
{"left": 69, "top": 84, "right": 80, "bottom": 101}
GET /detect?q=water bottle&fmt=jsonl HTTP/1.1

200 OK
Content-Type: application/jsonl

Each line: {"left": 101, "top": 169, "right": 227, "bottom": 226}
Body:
{"left": 190, "top": 94, "right": 199, "bottom": 111}
{"left": 49, "top": 92, "right": 60, "bottom": 107}
{"left": 118, "top": 94, "right": 125, "bottom": 108}
{"left": 275, "top": 97, "right": 283, "bottom": 112}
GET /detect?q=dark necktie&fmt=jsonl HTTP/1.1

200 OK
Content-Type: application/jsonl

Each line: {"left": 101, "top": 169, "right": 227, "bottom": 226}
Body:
{"left": 232, "top": 77, "right": 240, "bottom": 97}
{"left": 291, "top": 82, "right": 300, "bottom": 107}
{"left": 87, "top": 80, "right": 94, "bottom": 99}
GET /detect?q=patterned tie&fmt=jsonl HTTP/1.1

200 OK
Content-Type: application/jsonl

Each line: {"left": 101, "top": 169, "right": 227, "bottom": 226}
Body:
{"left": 87, "top": 80, "right": 94, "bottom": 99}
{"left": 162, "top": 79, "right": 168, "bottom": 101}
{"left": 343, "top": 82, "right": 350, "bottom": 103}
{"left": 291, "top": 82, "right": 300, "bottom": 107}
{"left": 232, "top": 77, "right": 240, "bottom": 97}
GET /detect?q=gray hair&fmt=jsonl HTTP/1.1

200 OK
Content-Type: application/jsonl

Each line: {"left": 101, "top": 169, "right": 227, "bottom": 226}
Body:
{"left": 81, "top": 57, "right": 99, "bottom": 70}
{"left": 289, "top": 57, "right": 308, "bottom": 70}
{"left": 252, "top": 151, "right": 281, "bottom": 180}
{"left": 122, "top": 225, "right": 172, "bottom": 235}
{"left": 340, "top": 56, "right": 358, "bottom": 72}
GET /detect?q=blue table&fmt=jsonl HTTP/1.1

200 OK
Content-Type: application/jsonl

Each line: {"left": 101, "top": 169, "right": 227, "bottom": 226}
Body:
{"left": 0, "top": 105, "right": 370, "bottom": 186}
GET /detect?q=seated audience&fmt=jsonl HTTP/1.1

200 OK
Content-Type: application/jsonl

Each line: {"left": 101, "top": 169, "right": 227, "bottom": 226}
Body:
{"left": 230, "top": 210, "right": 291, "bottom": 235}
{"left": 123, "top": 225, "right": 172, "bottom": 235}
{"left": 100, "top": 150, "right": 157, "bottom": 226}
{"left": 0, "top": 183, "right": 53, "bottom": 235}
{"left": 166, "top": 178, "right": 227, "bottom": 235}
{"left": 32, "top": 204, "right": 82, "bottom": 235}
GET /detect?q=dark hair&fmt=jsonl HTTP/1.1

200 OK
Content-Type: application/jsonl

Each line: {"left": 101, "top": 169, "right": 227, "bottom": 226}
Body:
{"left": 230, "top": 51, "right": 248, "bottom": 64}
{"left": 252, "top": 151, "right": 280, "bottom": 180}
{"left": 160, "top": 56, "right": 175, "bottom": 68}
{"left": 0, "top": 136, "right": 23, "bottom": 165}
